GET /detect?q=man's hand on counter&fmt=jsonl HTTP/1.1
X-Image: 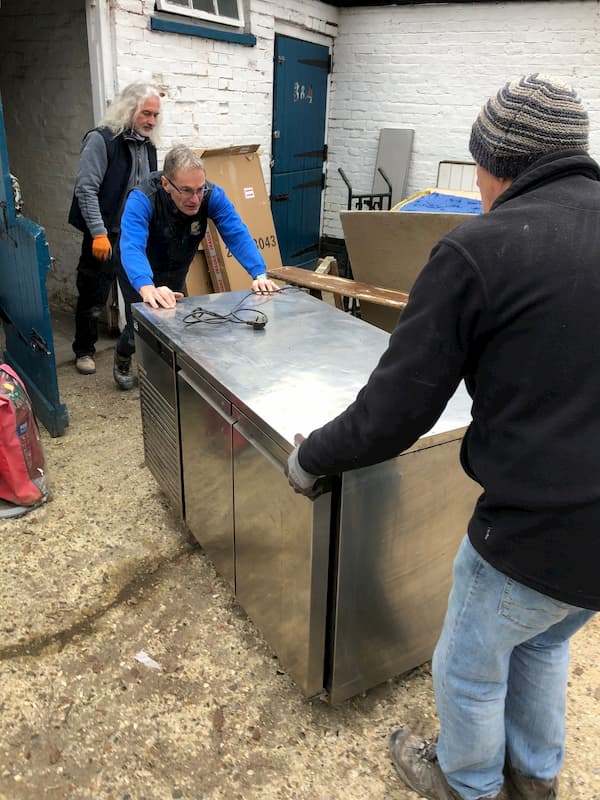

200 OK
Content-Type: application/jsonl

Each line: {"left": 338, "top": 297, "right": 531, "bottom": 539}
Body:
{"left": 139, "top": 284, "right": 184, "bottom": 309}
{"left": 286, "top": 433, "right": 325, "bottom": 500}
{"left": 251, "top": 274, "right": 279, "bottom": 295}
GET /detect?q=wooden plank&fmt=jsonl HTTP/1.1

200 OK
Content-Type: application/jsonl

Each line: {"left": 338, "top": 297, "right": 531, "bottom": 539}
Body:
{"left": 314, "top": 256, "right": 333, "bottom": 275}
{"left": 267, "top": 266, "right": 408, "bottom": 309}
{"left": 319, "top": 257, "right": 345, "bottom": 310}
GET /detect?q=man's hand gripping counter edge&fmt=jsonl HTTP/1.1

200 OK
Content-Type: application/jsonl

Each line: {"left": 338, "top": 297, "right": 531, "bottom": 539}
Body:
{"left": 139, "top": 284, "right": 184, "bottom": 309}
{"left": 285, "top": 434, "right": 329, "bottom": 500}
{"left": 138, "top": 273, "right": 280, "bottom": 310}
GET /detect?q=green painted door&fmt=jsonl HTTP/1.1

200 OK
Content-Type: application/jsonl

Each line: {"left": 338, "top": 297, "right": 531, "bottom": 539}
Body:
{"left": 0, "top": 93, "right": 68, "bottom": 436}
{"left": 271, "top": 35, "right": 329, "bottom": 269}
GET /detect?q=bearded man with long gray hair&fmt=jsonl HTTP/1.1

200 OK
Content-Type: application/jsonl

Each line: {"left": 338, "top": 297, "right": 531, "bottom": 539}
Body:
{"left": 68, "top": 82, "right": 162, "bottom": 376}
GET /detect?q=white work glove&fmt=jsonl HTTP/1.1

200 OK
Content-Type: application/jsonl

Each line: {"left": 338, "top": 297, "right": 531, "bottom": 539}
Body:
{"left": 285, "top": 434, "right": 325, "bottom": 500}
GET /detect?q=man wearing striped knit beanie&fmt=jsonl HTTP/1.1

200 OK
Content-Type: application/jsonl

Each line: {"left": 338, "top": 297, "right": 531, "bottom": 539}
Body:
{"left": 288, "top": 75, "right": 599, "bottom": 800}
{"left": 387, "top": 75, "right": 596, "bottom": 800}
{"left": 468, "top": 74, "right": 590, "bottom": 212}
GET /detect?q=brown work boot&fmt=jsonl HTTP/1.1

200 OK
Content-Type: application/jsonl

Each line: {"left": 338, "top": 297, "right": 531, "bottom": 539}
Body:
{"left": 389, "top": 728, "right": 510, "bottom": 800}
{"left": 389, "top": 728, "right": 464, "bottom": 799}
{"left": 113, "top": 349, "right": 134, "bottom": 390}
{"left": 505, "top": 768, "right": 559, "bottom": 799}
{"left": 75, "top": 354, "right": 96, "bottom": 375}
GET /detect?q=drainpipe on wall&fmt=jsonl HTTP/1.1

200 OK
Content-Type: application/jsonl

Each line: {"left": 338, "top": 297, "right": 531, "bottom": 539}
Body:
{"left": 85, "top": 0, "right": 117, "bottom": 125}
{"left": 85, "top": 0, "right": 121, "bottom": 332}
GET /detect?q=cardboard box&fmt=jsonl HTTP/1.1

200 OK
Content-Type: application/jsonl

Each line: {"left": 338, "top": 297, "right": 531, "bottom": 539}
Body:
{"left": 340, "top": 208, "right": 474, "bottom": 332}
{"left": 197, "top": 144, "right": 283, "bottom": 292}
{"left": 185, "top": 245, "right": 214, "bottom": 297}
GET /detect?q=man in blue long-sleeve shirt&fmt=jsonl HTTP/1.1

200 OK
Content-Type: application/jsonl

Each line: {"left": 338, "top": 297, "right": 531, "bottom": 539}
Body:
{"left": 115, "top": 144, "right": 278, "bottom": 389}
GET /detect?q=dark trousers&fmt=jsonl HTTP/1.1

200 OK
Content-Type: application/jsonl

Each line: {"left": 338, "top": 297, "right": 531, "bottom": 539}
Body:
{"left": 72, "top": 231, "right": 120, "bottom": 357}
{"left": 116, "top": 264, "right": 188, "bottom": 358}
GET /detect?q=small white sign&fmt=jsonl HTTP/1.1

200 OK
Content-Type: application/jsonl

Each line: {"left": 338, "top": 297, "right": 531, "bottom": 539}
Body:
{"left": 243, "top": 187, "right": 255, "bottom": 199}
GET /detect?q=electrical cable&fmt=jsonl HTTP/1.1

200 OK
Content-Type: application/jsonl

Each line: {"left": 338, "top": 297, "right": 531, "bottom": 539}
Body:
{"left": 183, "top": 305, "right": 268, "bottom": 330}
{"left": 182, "top": 285, "right": 301, "bottom": 331}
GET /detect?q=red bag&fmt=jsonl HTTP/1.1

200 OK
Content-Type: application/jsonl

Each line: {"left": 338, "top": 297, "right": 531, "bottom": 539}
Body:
{"left": 0, "top": 364, "right": 48, "bottom": 506}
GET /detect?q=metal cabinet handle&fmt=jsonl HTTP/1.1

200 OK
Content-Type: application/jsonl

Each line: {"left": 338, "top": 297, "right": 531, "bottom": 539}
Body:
{"left": 234, "top": 421, "right": 286, "bottom": 475}
{"left": 178, "top": 370, "right": 235, "bottom": 425}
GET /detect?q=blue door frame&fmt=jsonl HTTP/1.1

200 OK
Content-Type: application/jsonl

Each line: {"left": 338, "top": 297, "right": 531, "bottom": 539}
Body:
{"left": 271, "top": 35, "right": 329, "bottom": 269}
{"left": 0, "top": 94, "right": 68, "bottom": 437}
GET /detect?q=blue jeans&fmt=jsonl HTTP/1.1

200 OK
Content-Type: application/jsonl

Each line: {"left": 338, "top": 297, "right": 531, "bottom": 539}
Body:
{"left": 432, "top": 536, "right": 594, "bottom": 800}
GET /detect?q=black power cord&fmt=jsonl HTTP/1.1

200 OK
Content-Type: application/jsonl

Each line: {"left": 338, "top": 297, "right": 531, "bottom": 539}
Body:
{"left": 182, "top": 285, "right": 300, "bottom": 331}
{"left": 183, "top": 305, "right": 268, "bottom": 330}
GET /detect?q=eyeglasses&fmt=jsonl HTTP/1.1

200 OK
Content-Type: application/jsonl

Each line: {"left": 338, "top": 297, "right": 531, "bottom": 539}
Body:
{"left": 165, "top": 175, "right": 205, "bottom": 199}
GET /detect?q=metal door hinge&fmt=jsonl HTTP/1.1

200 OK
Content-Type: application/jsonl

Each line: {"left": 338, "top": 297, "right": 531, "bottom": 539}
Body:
{"left": 30, "top": 329, "right": 50, "bottom": 355}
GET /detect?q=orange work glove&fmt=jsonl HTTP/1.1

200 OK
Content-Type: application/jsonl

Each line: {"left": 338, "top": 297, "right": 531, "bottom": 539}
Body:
{"left": 92, "top": 234, "right": 112, "bottom": 261}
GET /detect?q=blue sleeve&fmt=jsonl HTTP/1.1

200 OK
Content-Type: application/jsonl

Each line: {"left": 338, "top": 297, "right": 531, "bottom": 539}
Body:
{"left": 119, "top": 190, "right": 154, "bottom": 293}
{"left": 207, "top": 185, "right": 267, "bottom": 279}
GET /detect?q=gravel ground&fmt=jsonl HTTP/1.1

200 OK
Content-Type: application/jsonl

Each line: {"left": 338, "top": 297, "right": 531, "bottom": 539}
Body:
{"left": 0, "top": 346, "right": 598, "bottom": 800}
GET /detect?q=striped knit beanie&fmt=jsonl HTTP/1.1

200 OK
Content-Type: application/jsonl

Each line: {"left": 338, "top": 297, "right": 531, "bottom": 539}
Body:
{"left": 469, "top": 74, "right": 589, "bottom": 178}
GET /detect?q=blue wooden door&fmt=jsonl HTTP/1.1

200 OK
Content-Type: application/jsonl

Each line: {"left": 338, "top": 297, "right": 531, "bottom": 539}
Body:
{"left": 271, "top": 35, "right": 329, "bottom": 269}
{"left": 0, "top": 94, "right": 68, "bottom": 436}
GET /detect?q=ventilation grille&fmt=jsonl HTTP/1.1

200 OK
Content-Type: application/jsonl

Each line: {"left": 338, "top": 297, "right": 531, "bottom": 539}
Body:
{"left": 139, "top": 367, "right": 182, "bottom": 516}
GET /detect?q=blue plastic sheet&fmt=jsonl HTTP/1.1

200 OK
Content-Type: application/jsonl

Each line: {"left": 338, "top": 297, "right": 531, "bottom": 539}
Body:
{"left": 396, "top": 191, "right": 482, "bottom": 215}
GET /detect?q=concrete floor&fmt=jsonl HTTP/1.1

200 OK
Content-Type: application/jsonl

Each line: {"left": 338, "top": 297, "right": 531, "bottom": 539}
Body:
{"left": 0, "top": 310, "right": 599, "bottom": 800}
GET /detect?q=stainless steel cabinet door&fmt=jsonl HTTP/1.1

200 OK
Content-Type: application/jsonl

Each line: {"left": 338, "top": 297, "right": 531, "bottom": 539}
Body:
{"left": 233, "top": 415, "right": 331, "bottom": 697}
{"left": 328, "top": 437, "right": 480, "bottom": 704}
{"left": 178, "top": 368, "right": 235, "bottom": 586}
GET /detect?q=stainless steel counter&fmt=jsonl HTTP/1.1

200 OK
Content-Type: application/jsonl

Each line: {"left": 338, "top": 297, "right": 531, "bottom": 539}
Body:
{"left": 133, "top": 289, "right": 479, "bottom": 703}
{"left": 132, "top": 289, "right": 472, "bottom": 451}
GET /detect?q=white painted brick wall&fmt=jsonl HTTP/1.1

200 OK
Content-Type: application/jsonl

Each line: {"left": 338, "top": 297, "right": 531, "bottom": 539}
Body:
{"left": 324, "top": 0, "right": 600, "bottom": 238}
{"left": 111, "top": 0, "right": 339, "bottom": 182}
{"left": 110, "top": 0, "right": 600, "bottom": 242}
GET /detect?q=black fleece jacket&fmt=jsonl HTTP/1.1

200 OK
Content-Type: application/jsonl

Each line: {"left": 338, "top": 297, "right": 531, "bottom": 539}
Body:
{"left": 299, "top": 150, "right": 600, "bottom": 610}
